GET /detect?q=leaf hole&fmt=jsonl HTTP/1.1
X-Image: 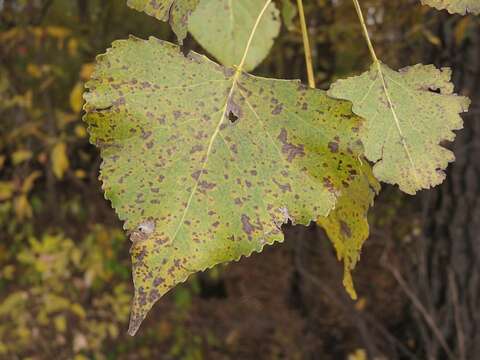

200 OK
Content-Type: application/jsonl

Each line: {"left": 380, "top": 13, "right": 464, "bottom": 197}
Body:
{"left": 228, "top": 111, "right": 238, "bottom": 123}
{"left": 180, "top": 36, "right": 194, "bottom": 57}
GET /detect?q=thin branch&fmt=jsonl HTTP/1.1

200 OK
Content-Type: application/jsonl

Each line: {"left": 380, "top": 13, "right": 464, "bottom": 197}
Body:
{"left": 351, "top": 0, "right": 378, "bottom": 63}
{"left": 385, "top": 262, "right": 455, "bottom": 360}
{"left": 296, "top": 0, "right": 315, "bottom": 88}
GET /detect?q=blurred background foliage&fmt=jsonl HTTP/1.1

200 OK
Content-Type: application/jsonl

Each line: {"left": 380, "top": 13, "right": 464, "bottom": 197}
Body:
{"left": 1, "top": 0, "right": 479, "bottom": 359}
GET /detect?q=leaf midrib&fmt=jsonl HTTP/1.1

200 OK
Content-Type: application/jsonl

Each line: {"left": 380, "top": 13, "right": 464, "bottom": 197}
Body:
{"left": 169, "top": 0, "right": 274, "bottom": 243}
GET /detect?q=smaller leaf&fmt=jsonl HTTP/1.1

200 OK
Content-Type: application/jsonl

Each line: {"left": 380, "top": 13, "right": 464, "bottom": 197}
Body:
{"left": 281, "top": 0, "right": 297, "bottom": 31}
{"left": 70, "top": 82, "right": 84, "bottom": 113}
{"left": 22, "top": 171, "right": 42, "bottom": 193}
{"left": 12, "top": 149, "right": 32, "bottom": 165}
{"left": 127, "top": 0, "right": 199, "bottom": 42}
{"left": 188, "top": 0, "right": 280, "bottom": 71}
{"left": 421, "top": 0, "right": 480, "bottom": 15}
{"left": 328, "top": 63, "right": 470, "bottom": 194}
{"left": 14, "top": 194, "right": 32, "bottom": 220}
{"left": 51, "top": 142, "right": 70, "bottom": 180}
{"left": 317, "top": 163, "right": 379, "bottom": 299}
{"left": 0, "top": 182, "right": 14, "bottom": 201}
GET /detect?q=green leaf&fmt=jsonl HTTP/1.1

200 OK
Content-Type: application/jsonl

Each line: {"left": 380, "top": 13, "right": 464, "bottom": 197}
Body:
{"left": 188, "top": 0, "right": 280, "bottom": 71}
{"left": 127, "top": 0, "right": 199, "bottom": 42}
{"left": 328, "top": 62, "right": 470, "bottom": 195}
{"left": 281, "top": 0, "right": 298, "bottom": 31}
{"left": 317, "top": 165, "right": 379, "bottom": 299}
{"left": 84, "top": 36, "right": 378, "bottom": 335}
{"left": 420, "top": 0, "right": 480, "bottom": 15}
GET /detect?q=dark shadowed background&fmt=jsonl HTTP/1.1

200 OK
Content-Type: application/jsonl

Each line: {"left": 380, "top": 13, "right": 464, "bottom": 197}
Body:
{"left": 1, "top": 0, "right": 479, "bottom": 359}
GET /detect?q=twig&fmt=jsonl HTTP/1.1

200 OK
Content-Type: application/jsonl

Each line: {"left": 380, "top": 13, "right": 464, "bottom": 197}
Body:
{"left": 448, "top": 269, "right": 466, "bottom": 360}
{"left": 296, "top": 0, "right": 315, "bottom": 88}
{"left": 385, "top": 262, "right": 455, "bottom": 359}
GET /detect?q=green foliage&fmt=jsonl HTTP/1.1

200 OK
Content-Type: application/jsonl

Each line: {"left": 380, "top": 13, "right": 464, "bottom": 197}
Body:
{"left": 127, "top": 0, "right": 199, "bottom": 41}
{"left": 189, "top": 0, "right": 281, "bottom": 71}
{"left": 328, "top": 63, "right": 470, "bottom": 194}
{"left": 0, "top": 227, "right": 132, "bottom": 358}
{"left": 421, "top": 0, "right": 480, "bottom": 15}
{"left": 280, "top": 0, "right": 298, "bottom": 31}
{"left": 1, "top": 0, "right": 473, "bottom": 346}
{"left": 83, "top": 36, "right": 378, "bottom": 334}
{"left": 79, "top": 0, "right": 473, "bottom": 334}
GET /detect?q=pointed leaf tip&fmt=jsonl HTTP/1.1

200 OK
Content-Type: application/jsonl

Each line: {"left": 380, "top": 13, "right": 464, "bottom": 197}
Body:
{"left": 84, "top": 36, "right": 378, "bottom": 334}
{"left": 127, "top": 0, "right": 199, "bottom": 42}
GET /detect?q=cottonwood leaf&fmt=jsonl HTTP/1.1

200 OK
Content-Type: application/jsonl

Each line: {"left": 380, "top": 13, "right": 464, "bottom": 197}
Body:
{"left": 317, "top": 166, "right": 379, "bottom": 299}
{"left": 127, "top": 0, "right": 199, "bottom": 42}
{"left": 83, "top": 36, "right": 378, "bottom": 335}
{"left": 281, "top": 0, "right": 298, "bottom": 31}
{"left": 188, "top": 0, "right": 280, "bottom": 71}
{"left": 421, "top": 0, "right": 480, "bottom": 15}
{"left": 328, "top": 62, "right": 470, "bottom": 195}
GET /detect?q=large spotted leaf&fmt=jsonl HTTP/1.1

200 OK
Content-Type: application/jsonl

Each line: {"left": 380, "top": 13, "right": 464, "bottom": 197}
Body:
{"left": 127, "top": 0, "right": 199, "bottom": 42}
{"left": 188, "top": 0, "right": 280, "bottom": 71}
{"left": 328, "top": 63, "right": 470, "bottom": 195}
{"left": 421, "top": 0, "right": 480, "bottom": 15}
{"left": 84, "top": 36, "right": 378, "bottom": 335}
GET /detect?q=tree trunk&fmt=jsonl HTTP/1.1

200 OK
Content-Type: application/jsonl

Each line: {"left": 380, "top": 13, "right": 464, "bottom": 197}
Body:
{"left": 403, "top": 15, "right": 480, "bottom": 359}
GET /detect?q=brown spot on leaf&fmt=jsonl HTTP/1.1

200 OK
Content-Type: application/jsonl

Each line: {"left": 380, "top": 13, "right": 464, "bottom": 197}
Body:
{"left": 277, "top": 128, "right": 305, "bottom": 162}
{"left": 328, "top": 141, "right": 339, "bottom": 153}
{"left": 241, "top": 214, "right": 254, "bottom": 240}
{"left": 340, "top": 221, "right": 352, "bottom": 238}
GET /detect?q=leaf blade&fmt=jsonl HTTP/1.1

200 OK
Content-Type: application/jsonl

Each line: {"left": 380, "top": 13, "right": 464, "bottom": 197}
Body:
{"left": 421, "top": 0, "right": 480, "bottom": 15}
{"left": 188, "top": 0, "right": 280, "bottom": 71}
{"left": 126, "top": 0, "right": 199, "bottom": 42}
{"left": 328, "top": 62, "right": 470, "bottom": 194}
{"left": 84, "top": 36, "right": 378, "bottom": 335}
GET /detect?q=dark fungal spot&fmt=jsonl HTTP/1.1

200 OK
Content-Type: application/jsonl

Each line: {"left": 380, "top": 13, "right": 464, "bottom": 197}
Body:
{"left": 241, "top": 214, "right": 254, "bottom": 240}
{"left": 340, "top": 221, "right": 352, "bottom": 238}
{"left": 328, "top": 141, "right": 339, "bottom": 153}
{"left": 272, "top": 103, "right": 283, "bottom": 115}
{"left": 173, "top": 110, "right": 182, "bottom": 120}
{"left": 189, "top": 144, "right": 203, "bottom": 154}
{"left": 277, "top": 128, "right": 305, "bottom": 162}
{"left": 199, "top": 180, "right": 216, "bottom": 190}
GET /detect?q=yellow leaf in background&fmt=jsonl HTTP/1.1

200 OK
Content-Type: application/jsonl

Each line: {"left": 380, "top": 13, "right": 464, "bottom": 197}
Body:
{"left": 21, "top": 171, "right": 41, "bottom": 193}
{"left": 74, "top": 124, "right": 87, "bottom": 138}
{"left": 422, "top": 29, "right": 441, "bottom": 46}
{"left": 74, "top": 169, "right": 87, "bottom": 179}
{"left": 46, "top": 26, "right": 71, "bottom": 39}
{"left": 347, "top": 349, "right": 367, "bottom": 360}
{"left": 51, "top": 142, "right": 69, "bottom": 179}
{"left": 455, "top": 17, "right": 471, "bottom": 45}
{"left": 0, "top": 155, "right": 5, "bottom": 169}
{"left": 0, "top": 182, "right": 13, "bottom": 201}
{"left": 80, "top": 63, "right": 95, "bottom": 81}
{"left": 26, "top": 63, "right": 42, "bottom": 78}
{"left": 71, "top": 303, "right": 87, "bottom": 319}
{"left": 68, "top": 38, "right": 79, "bottom": 56}
{"left": 355, "top": 297, "right": 367, "bottom": 311}
{"left": 70, "top": 82, "right": 84, "bottom": 113}
{"left": 56, "top": 110, "right": 77, "bottom": 128}
{"left": 54, "top": 315, "right": 67, "bottom": 333}
{"left": 2, "top": 265, "right": 15, "bottom": 280}
{"left": 14, "top": 194, "right": 32, "bottom": 219}
{"left": 74, "top": 353, "right": 89, "bottom": 360}
{"left": 12, "top": 149, "right": 32, "bottom": 165}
